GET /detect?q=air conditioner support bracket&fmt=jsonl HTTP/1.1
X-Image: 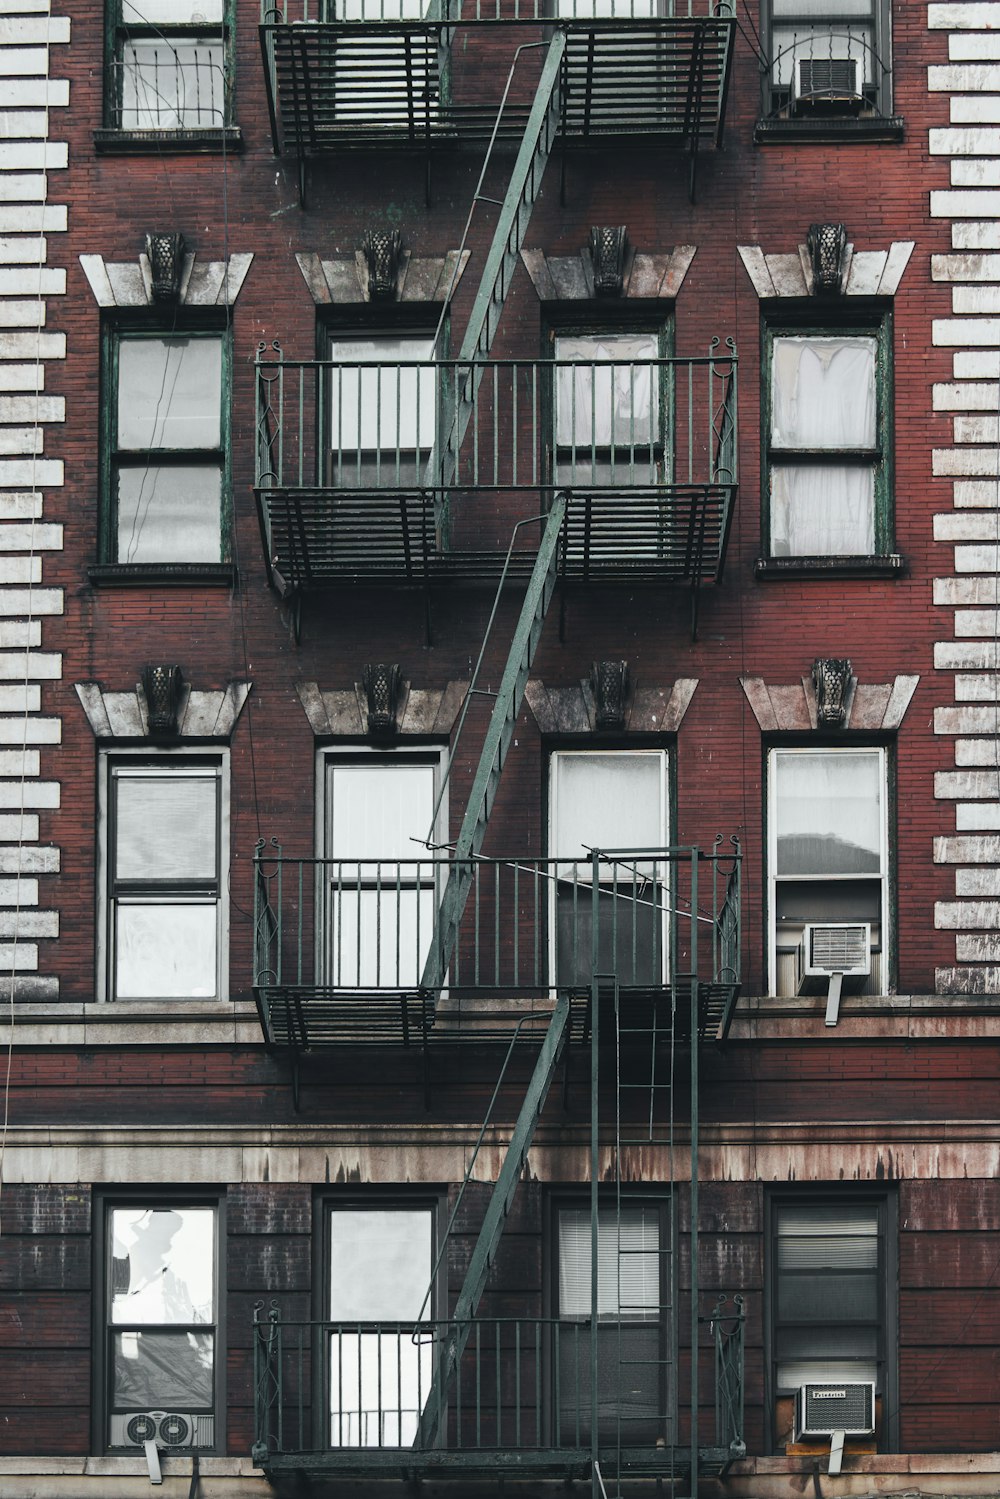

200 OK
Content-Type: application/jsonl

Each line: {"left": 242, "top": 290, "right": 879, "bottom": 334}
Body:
{"left": 144, "top": 1439, "right": 162, "bottom": 1485}
{"left": 824, "top": 970, "right": 844, "bottom": 1027}
{"left": 828, "top": 1429, "right": 845, "bottom": 1477}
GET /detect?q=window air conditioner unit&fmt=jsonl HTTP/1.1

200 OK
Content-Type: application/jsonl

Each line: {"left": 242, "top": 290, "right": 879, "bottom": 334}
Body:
{"left": 797, "top": 922, "right": 870, "bottom": 995}
{"left": 791, "top": 55, "right": 863, "bottom": 113}
{"left": 110, "top": 1411, "right": 215, "bottom": 1449}
{"left": 794, "top": 1382, "right": 875, "bottom": 1441}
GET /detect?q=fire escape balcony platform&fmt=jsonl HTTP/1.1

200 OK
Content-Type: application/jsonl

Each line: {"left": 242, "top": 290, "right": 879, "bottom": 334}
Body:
{"left": 255, "top": 483, "right": 738, "bottom": 594}
{"left": 258, "top": 1444, "right": 736, "bottom": 1482}
{"left": 260, "top": 12, "right": 734, "bottom": 158}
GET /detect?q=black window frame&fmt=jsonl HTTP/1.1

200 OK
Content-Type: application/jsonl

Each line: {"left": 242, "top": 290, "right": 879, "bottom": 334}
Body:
{"left": 758, "top": 307, "right": 901, "bottom": 578}
{"left": 549, "top": 1191, "right": 676, "bottom": 1450}
{"left": 317, "top": 1191, "right": 444, "bottom": 1452}
{"left": 755, "top": 0, "right": 903, "bottom": 142}
{"left": 94, "top": 1190, "right": 225, "bottom": 1456}
{"left": 101, "top": 751, "right": 228, "bottom": 1003}
{"left": 97, "top": 0, "right": 242, "bottom": 154}
{"left": 765, "top": 1188, "right": 897, "bottom": 1453}
{"left": 95, "top": 318, "right": 235, "bottom": 584}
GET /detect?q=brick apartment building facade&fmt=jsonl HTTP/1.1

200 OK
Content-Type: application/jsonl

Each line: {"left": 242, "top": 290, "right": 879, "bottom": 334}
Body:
{"left": 0, "top": 0, "right": 999, "bottom": 1495}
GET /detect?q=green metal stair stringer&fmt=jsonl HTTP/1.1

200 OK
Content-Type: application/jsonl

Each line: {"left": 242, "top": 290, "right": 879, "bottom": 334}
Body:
{"left": 431, "top": 30, "right": 566, "bottom": 501}
{"left": 416, "top": 989, "right": 572, "bottom": 1448}
{"left": 420, "top": 491, "right": 566, "bottom": 996}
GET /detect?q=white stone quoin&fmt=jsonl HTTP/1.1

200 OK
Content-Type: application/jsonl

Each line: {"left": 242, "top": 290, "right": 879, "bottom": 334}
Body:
{"left": 0, "top": 1, "right": 68, "bottom": 999}
{"left": 930, "top": 1, "right": 1000, "bottom": 991}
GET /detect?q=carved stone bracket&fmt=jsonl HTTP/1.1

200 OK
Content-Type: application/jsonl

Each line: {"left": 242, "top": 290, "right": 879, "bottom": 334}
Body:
{"left": 812, "top": 658, "right": 853, "bottom": 726}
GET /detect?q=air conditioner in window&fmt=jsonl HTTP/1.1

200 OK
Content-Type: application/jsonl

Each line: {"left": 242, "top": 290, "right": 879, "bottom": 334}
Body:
{"left": 110, "top": 1411, "right": 214, "bottom": 1450}
{"left": 796, "top": 922, "right": 870, "bottom": 996}
{"left": 791, "top": 55, "right": 863, "bottom": 113}
{"left": 794, "top": 1382, "right": 875, "bottom": 1440}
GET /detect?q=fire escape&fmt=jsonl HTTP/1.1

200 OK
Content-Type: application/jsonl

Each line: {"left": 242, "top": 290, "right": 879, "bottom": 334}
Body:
{"left": 252, "top": 2, "right": 744, "bottom": 1492}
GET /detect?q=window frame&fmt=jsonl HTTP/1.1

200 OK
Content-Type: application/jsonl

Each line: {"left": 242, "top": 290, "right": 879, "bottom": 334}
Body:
{"left": 757, "top": 0, "right": 897, "bottom": 132}
{"left": 761, "top": 310, "right": 894, "bottom": 569}
{"left": 315, "top": 744, "right": 449, "bottom": 990}
{"left": 549, "top": 1192, "right": 676, "bottom": 1449}
{"left": 545, "top": 313, "right": 675, "bottom": 492}
{"left": 93, "top": 1191, "right": 225, "bottom": 1456}
{"left": 317, "top": 1192, "right": 443, "bottom": 1452}
{"left": 547, "top": 746, "right": 671, "bottom": 990}
{"left": 98, "top": 321, "right": 233, "bottom": 578}
{"left": 765, "top": 741, "right": 891, "bottom": 998}
{"left": 765, "top": 1188, "right": 897, "bottom": 1453}
{"left": 100, "top": 0, "right": 240, "bottom": 150}
{"left": 97, "top": 747, "right": 230, "bottom": 1004}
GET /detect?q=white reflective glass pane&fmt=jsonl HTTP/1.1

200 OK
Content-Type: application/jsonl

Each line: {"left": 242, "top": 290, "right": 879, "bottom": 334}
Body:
{"left": 559, "top": 1207, "right": 659, "bottom": 1319}
{"left": 774, "top": 751, "right": 882, "bottom": 877}
{"left": 115, "top": 773, "right": 217, "bottom": 882}
{"left": 340, "top": 0, "right": 432, "bottom": 16}
{"left": 555, "top": 0, "right": 656, "bottom": 15}
{"left": 113, "top": 1330, "right": 215, "bottom": 1407}
{"left": 111, "top": 1207, "right": 215, "bottom": 1324}
{"left": 329, "top": 338, "right": 435, "bottom": 454}
{"left": 123, "top": 0, "right": 224, "bottom": 21}
{"left": 327, "top": 886, "right": 434, "bottom": 987}
{"left": 773, "top": 0, "right": 872, "bottom": 13}
{"left": 771, "top": 24, "right": 873, "bottom": 85}
{"left": 329, "top": 762, "right": 435, "bottom": 862}
{"left": 552, "top": 753, "right": 664, "bottom": 872}
{"left": 770, "top": 463, "right": 875, "bottom": 557}
{"left": 115, "top": 901, "right": 218, "bottom": 998}
{"left": 116, "top": 465, "right": 222, "bottom": 564}
{"left": 118, "top": 339, "right": 222, "bottom": 450}
{"left": 772, "top": 337, "right": 875, "bottom": 450}
{"left": 121, "top": 40, "right": 225, "bottom": 128}
{"left": 555, "top": 335, "right": 658, "bottom": 449}
{"left": 329, "top": 1208, "right": 432, "bottom": 1319}
{"left": 330, "top": 1331, "right": 432, "bottom": 1446}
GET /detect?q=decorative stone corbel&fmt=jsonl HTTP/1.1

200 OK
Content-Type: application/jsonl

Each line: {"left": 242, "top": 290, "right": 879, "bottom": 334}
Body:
{"left": 362, "top": 663, "right": 403, "bottom": 736}
{"left": 589, "top": 226, "right": 628, "bottom": 297}
{"left": 140, "top": 664, "right": 185, "bottom": 738}
{"left": 806, "top": 223, "right": 848, "bottom": 295}
{"left": 360, "top": 229, "right": 404, "bottom": 302}
{"left": 812, "top": 658, "right": 852, "bottom": 726}
{"left": 591, "top": 661, "right": 630, "bottom": 729}
{"left": 145, "top": 232, "right": 186, "bottom": 304}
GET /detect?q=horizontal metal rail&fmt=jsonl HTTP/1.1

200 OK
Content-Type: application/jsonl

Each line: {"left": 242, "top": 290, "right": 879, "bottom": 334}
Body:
{"left": 264, "top": 0, "right": 732, "bottom": 23}
{"left": 253, "top": 843, "right": 741, "bottom": 999}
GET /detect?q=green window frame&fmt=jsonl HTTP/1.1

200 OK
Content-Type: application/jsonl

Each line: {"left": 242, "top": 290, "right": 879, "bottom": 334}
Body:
{"left": 103, "top": 0, "right": 235, "bottom": 138}
{"left": 100, "top": 324, "right": 232, "bottom": 571}
{"left": 760, "top": 0, "right": 893, "bottom": 122}
{"left": 762, "top": 312, "right": 893, "bottom": 563}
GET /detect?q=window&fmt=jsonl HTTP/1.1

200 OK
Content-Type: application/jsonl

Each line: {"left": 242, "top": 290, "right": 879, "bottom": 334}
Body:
{"left": 768, "top": 746, "right": 888, "bottom": 997}
{"left": 101, "top": 1199, "right": 221, "bottom": 1452}
{"left": 327, "top": 332, "right": 437, "bottom": 489}
{"left": 764, "top": 317, "right": 892, "bottom": 561}
{"left": 102, "top": 328, "right": 230, "bottom": 569}
{"left": 104, "top": 0, "right": 233, "bottom": 137}
{"left": 548, "top": 750, "right": 668, "bottom": 988}
{"left": 553, "top": 331, "right": 667, "bottom": 489}
{"left": 769, "top": 1193, "right": 896, "bottom": 1449}
{"left": 760, "top": 0, "right": 893, "bottom": 123}
{"left": 556, "top": 1202, "right": 670, "bottom": 1445}
{"left": 320, "top": 750, "right": 445, "bottom": 988}
{"left": 326, "top": 1204, "right": 435, "bottom": 1447}
{"left": 325, "top": 0, "right": 439, "bottom": 131}
{"left": 101, "top": 755, "right": 227, "bottom": 1001}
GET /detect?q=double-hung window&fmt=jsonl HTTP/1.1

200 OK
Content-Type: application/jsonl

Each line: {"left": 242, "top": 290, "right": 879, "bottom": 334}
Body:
{"left": 327, "top": 332, "right": 437, "bottom": 489}
{"left": 103, "top": 1200, "right": 220, "bottom": 1452}
{"left": 553, "top": 331, "right": 665, "bottom": 489}
{"left": 768, "top": 746, "right": 888, "bottom": 997}
{"left": 769, "top": 1193, "right": 895, "bottom": 1448}
{"left": 327, "top": 0, "right": 440, "bottom": 131}
{"left": 327, "top": 1204, "right": 435, "bottom": 1447}
{"left": 321, "top": 751, "right": 444, "bottom": 988}
{"left": 105, "top": 0, "right": 232, "bottom": 136}
{"left": 103, "top": 756, "right": 227, "bottom": 1002}
{"left": 761, "top": 0, "right": 893, "bottom": 122}
{"left": 556, "top": 1203, "right": 668, "bottom": 1445}
{"left": 549, "top": 750, "right": 668, "bottom": 989}
{"left": 103, "top": 328, "right": 230, "bottom": 568}
{"left": 764, "top": 318, "right": 892, "bottom": 561}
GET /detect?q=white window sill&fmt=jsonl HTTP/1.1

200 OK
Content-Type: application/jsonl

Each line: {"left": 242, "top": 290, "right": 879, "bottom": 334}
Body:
{"left": 0, "top": 999, "right": 262, "bottom": 1046}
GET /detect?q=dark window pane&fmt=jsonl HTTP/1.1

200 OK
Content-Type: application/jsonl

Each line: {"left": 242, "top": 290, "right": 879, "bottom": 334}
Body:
{"left": 114, "top": 773, "right": 218, "bottom": 883}
{"left": 112, "top": 1330, "right": 214, "bottom": 1408}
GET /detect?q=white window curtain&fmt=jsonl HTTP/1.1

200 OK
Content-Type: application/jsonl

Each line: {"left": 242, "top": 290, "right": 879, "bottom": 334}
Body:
{"left": 774, "top": 750, "right": 882, "bottom": 877}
